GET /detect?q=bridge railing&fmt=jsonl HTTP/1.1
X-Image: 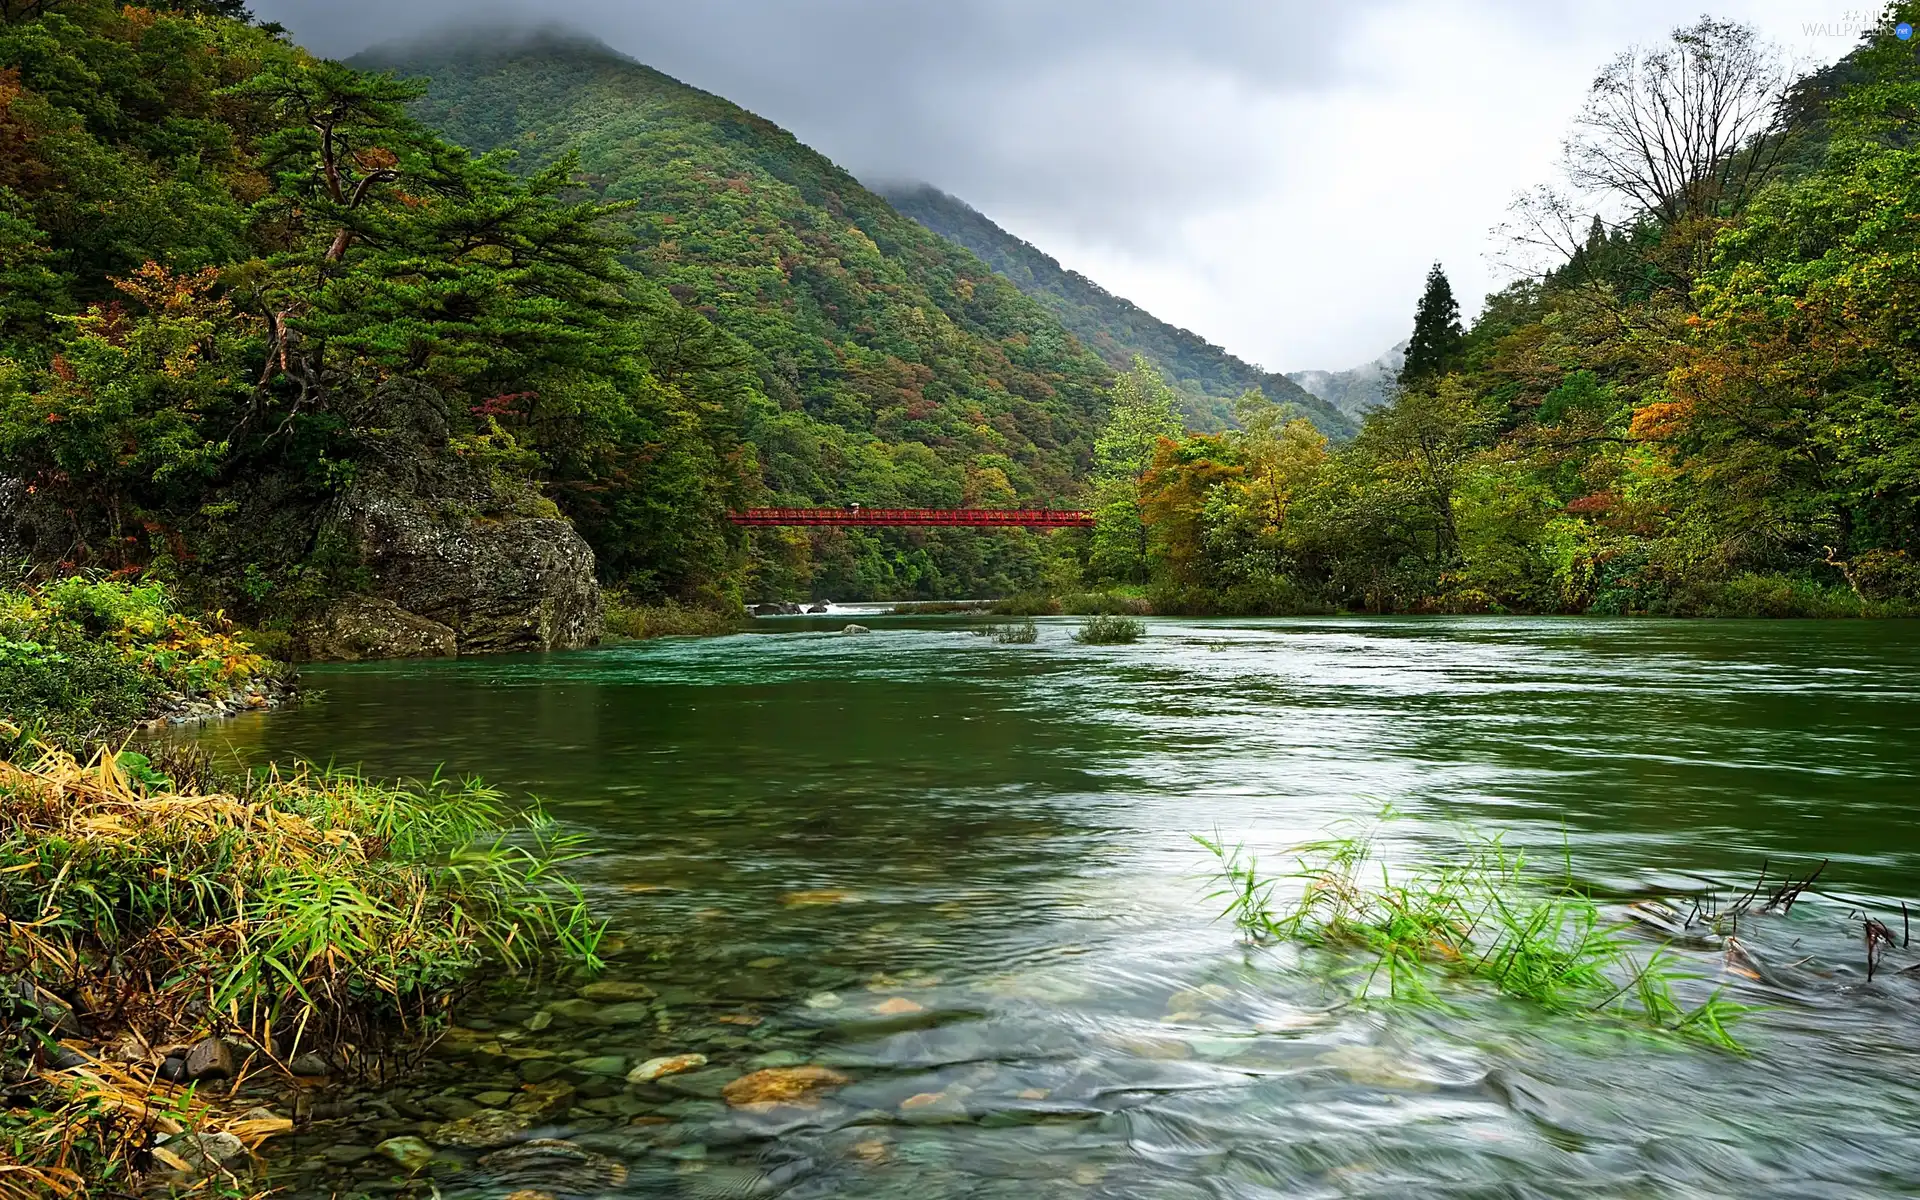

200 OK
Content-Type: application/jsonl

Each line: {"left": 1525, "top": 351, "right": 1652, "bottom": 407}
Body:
{"left": 728, "top": 507, "right": 1093, "bottom": 528}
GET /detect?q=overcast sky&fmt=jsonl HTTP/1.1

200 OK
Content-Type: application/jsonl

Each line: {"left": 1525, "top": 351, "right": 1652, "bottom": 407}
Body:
{"left": 252, "top": 0, "right": 1867, "bottom": 372}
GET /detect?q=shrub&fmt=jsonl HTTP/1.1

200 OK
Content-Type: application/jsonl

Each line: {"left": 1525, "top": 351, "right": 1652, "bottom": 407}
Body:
{"left": 1071, "top": 614, "right": 1145, "bottom": 644}
{"left": 972, "top": 619, "right": 1038, "bottom": 644}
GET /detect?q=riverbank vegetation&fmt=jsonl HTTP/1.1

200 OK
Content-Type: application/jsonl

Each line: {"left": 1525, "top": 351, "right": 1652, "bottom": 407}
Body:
{"left": 0, "top": 578, "right": 276, "bottom": 753}
{"left": 603, "top": 594, "right": 743, "bottom": 641}
{"left": 1082, "top": 14, "right": 1920, "bottom": 619}
{"left": 0, "top": 741, "right": 601, "bottom": 1194}
{"left": 1198, "top": 823, "right": 1747, "bottom": 1049}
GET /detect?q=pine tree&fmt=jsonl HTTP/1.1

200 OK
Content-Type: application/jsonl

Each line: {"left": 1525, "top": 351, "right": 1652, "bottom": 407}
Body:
{"left": 1398, "top": 263, "right": 1464, "bottom": 387}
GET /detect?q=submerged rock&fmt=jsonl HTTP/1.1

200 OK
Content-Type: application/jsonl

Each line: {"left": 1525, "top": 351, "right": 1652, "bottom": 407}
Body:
{"left": 577, "top": 980, "right": 656, "bottom": 1003}
{"left": 480, "top": 1139, "right": 629, "bottom": 1192}
{"left": 842, "top": 624, "right": 872, "bottom": 635}
{"left": 719, "top": 1065, "right": 850, "bottom": 1109}
{"left": 376, "top": 1136, "right": 436, "bottom": 1173}
{"left": 430, "top": 1108, "right": 534, "bottom": 1149}
{"left": 627, "top": 1053, "right": 707, "bottom": 1084}
{"left": 590, "top": 1001, "right": 655, "bottom": 1026}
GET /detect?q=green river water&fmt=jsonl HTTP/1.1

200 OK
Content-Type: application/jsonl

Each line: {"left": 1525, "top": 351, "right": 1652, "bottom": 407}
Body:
{"left": 185, "top": 614, "right": 1920, "bottom": 1198}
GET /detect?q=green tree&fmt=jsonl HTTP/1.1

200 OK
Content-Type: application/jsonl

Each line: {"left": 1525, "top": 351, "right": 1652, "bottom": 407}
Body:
{"left": 1398, "top": 263, "right": 1465, "bottom": 387}
{"left": 1090, "top": 356, "right": 1182, "bottom": 582}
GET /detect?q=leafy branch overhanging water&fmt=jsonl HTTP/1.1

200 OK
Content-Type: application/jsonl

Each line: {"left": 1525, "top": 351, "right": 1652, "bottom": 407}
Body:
{"left": 1197, "top": 817, "right": 1747, "bottom": 1049}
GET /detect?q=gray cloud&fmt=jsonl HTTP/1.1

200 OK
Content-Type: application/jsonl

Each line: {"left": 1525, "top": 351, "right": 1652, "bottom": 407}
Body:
{"left": 250, "top": 0, "right": 1862, "bottom": 369}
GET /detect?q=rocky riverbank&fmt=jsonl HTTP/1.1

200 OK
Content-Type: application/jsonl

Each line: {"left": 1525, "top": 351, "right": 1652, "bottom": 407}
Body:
{"left": 138, "top": 670, "right": 300, "bottom": 730}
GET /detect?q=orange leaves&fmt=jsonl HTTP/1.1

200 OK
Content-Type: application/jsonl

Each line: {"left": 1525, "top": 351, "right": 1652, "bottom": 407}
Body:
{"left": 112, "top": 261, "right": 225, "bottom": 315}
{"left": 1628, "top": 399, "right": 1693, "bottom": 441}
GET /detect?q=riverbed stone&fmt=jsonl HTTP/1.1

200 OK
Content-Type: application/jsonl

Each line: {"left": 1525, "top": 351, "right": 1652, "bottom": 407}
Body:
{"left": 289, "top": 1051, "right": 333, "bottom": 1077}
{"left": 628, "top": 1053, "right": 707, "bottom": 1084}
{"left": 570, "top": 1055, "right": 627, "bottom": 1077}
{"left": 184, "top": 1036, "right": 235, "bottom": 1082}
{"left": 746, "top": 1049, "right": 807, "bottom": 1070}
{"left": 520, "top": 1058, "right": 566, "bottom": 1084}
{"left": 168, "top": 1130, "right": 249, "bottom": 1174}
{"left": 658, "top": 1066, "right": 740, "bottom": 1099}
{"left": 899, "top": 1090, "right": 969, "bottom": 1123}
{"left": 578, "top": 981, "right": 656, "bottom": 1003}
{"left": 512, "top": 1080, "right": 576, "bottom": 1118}
{"left": 430, "top": 1108, "right": 533, "bottom": 1149}
{"left": 543, "top": 998, "right": 602, "bottom": 1023}
{"left": 480, "top": 1139, "right": 629, "bottom": 1192}
{"left": 525, "top": 1011, "right": 553, "bottom": 1032}
{"left": 323, "top": 1144, "right": 374, "bottom": 1165}
{"left": 374, "top": 1136, "right": 436, "bottom": 1173}
{"left": 590, "top": 1002, "right": 655, "bottom": 1026}
{"left": 473, "top": 1090, "right": 515, "bottom": 1107}
{"left": 719, "top": 1065, "right": 849, "bottom": 1109}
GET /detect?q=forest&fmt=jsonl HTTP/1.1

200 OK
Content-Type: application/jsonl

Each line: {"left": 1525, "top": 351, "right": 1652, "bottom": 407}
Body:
{"left": 0, "top": 1, "right": 1114, "bottom": 639}
{"left": 1086, "top": 14, "right": 1920, "bottom": 618}
{"left": 3, "top": 1, "right": 1919, "bottom": 635}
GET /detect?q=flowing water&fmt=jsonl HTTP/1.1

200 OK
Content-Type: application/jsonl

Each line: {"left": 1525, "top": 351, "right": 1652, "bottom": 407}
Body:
{"left": 186, "top": 614, "right": 1920, "bottom": 1198}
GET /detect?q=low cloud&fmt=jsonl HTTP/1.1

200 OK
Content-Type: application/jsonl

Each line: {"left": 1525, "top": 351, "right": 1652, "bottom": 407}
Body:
{"left": 253, "top": 0, "right": 1863, "bottom": 370}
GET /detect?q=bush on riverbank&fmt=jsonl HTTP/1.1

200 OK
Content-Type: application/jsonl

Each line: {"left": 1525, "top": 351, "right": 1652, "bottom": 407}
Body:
{"left": 0, "top": 743, "right": 603, "bottom": 1193}
{"left": 603, "top": 595, "right": 743, "bottom": 640}
{"left": 0, "top": 579, "right": 275, "bottom": 753}
{"left": 994, "top": 591, "right": 1152, "bottom": 617}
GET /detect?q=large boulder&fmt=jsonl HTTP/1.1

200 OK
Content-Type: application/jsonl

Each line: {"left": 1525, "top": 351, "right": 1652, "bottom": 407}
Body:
{"left": 334, "top": 481, "right": 601, "bottom": 656}
{"left": 294, "top": 382, "right": 604, "bottom": 659}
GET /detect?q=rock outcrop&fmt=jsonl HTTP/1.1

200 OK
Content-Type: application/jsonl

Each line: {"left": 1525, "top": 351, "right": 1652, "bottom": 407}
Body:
{"left": 294, "top": 382, "right": 604, "bottom": 660}
{"left": 297, "top": 596, "right": 458, "bottom": 662}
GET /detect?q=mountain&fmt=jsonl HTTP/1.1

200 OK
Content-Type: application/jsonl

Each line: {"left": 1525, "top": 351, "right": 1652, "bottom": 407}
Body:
{"left": 879, "top": 184, "right": 1356, "bottom": 439}
{"left": 355, "top": 32, "right": 1118, "bottom": 599}
{"left": 1287, "top": 342, "right": 1405, "bottom": 421}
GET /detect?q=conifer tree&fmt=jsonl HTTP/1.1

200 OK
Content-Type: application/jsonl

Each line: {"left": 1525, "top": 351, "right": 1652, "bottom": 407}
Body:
{"left": 1398, "top": 263, "right": 1464, "bottom": 387}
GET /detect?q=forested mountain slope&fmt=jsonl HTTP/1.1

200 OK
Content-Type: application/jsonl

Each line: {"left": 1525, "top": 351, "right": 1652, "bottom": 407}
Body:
{"left": 356, "top": 33, "right": 1119, "bottom": 599}
{"left": 880, "top": 183, "right": 1354, "bottom": 438}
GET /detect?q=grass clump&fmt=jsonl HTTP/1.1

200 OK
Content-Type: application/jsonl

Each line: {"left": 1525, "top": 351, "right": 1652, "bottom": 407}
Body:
{"left": 1197, "top": 817, "right": 1746, "bottom": 1050}
{"left": 1071, "top": 614, "right": 1145, "bottom": 645}
{"left": 972, "top": 619, "right": 1039, "bottom": 644}
{"left": 0, "top": 579, "right": 272, "bottom": 751}
{"left": 0, "top": 740, "right": 603, "bottom": 1192}
{"left": 604, "top": 595, "right": 743, "bottom": 640}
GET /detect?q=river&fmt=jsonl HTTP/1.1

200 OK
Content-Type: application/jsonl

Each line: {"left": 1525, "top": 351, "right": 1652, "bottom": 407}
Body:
{"left": 187, "top": 614, "right": 1920, "bottom": 1198}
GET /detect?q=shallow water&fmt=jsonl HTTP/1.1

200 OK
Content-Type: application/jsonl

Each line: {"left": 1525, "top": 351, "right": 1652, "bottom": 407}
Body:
{"left": 188, "top": 615, "right": 1920, "bottom": 1198}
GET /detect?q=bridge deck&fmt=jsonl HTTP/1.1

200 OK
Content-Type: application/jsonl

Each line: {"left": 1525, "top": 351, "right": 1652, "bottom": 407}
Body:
{"left": 729, "top": 507, "right": 1093, "bottom": 529}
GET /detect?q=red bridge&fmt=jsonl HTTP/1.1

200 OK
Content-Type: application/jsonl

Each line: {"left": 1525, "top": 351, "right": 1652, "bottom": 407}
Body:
{"left": 729, "top": 507, "right": 1093, "bottom": 529}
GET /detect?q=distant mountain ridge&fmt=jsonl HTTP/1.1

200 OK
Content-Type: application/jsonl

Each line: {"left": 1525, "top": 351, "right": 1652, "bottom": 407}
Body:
{"left": 1287, "top": 342, "right": 1405, "bottom": 421}
{"left": 354, "top": 31, "right": 1118, "bottom": 599}
{"left": 880, "top": 184, "right": 1356, "bottom": 438}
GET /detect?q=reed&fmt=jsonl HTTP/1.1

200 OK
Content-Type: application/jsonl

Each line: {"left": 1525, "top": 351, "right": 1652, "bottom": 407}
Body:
{"left": 1197, "top": 817, "right": 1747, "bottom": 1049}
{"left": 0, "top": 739, "right": 603, "bottom": 1192}
{"left": 972, "top": 619, "right": 1039, "bottom": 644}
